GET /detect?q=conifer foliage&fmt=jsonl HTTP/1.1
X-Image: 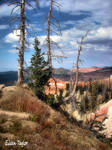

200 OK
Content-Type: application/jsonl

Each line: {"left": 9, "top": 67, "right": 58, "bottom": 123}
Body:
{"left": 28, "top": 37, "right": 51, "bottom": 100}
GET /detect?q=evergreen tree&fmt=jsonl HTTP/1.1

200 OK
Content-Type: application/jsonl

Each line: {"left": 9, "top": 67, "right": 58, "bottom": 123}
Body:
{"left": 28, "top": 37, "right": 51, "bottom": 100}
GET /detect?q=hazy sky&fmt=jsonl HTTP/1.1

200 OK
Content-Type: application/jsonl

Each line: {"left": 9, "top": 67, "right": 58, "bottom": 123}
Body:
{"left": 0, "top": 0, "right": 112, "bottom": 71}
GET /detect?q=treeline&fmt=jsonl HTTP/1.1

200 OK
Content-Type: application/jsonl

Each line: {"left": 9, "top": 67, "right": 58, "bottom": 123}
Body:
{"left": 64, "top": 79, "right": 112, "bottom": 112}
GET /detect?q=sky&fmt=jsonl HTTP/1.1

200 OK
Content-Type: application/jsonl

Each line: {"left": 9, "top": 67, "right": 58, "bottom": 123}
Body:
{"left": 0, "top": 0, "right": 112, "bottom": 71}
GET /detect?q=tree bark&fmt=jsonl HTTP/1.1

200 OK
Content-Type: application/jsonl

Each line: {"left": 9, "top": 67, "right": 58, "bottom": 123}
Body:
{"left": 47, "top": 0, "right": 58, "bottom": 95}
{"left": 47, "top": 0, "right": 53, "bottom": 70}
{"left": 18, "top": 0, "right": 25, "bottom": 85}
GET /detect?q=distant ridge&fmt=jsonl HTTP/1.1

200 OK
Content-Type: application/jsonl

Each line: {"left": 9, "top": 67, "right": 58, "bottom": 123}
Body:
{"left": 71, "top": 66, "right": 103, "bottom": 73}
{"left": 0, "top": 66, "right": 112, "bottom": 85}
{"left": 53, "top": 66, "right": 112, "bottom": 81}
{"left": 0, "top": 71, "right": 17, "bottom": 85}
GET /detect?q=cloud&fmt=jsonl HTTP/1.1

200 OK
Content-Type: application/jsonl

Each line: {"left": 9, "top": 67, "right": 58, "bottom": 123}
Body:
{"left": 37, "top": 24, "right": 112, "bottom": 58}
{"left": 5, "top": 30, "right": 20, "bottom": 43}
{"left": 27, "top": 24, "right": 42, "bottom": 32}
{"left": 37, "top": 27, "right": 84, "bottom": 57}
{"left": 0, "top": 4, "right": 19, "bottom": 18}
{"left": 5, "top": 25, "right": 111, "bottom": 58}
{"left": 8, "top": 49, "right": 18, "bottom": 54}
{"left": 6, "top": 25, "right": 110, "bottom": 57}
{"left": 40, "top": 0, "right": 112, "bottom": 28}
{"left": 0, "top": 25, "right": 9, "bottom": 30}
{"left": 86, "top": 27, "right": 112, "bottom": 51}
{"left": 88, "top": 27, "right": 112, "bottom": 40}
{"left": 39, "top": 1, "right": 49, "bottom": 7}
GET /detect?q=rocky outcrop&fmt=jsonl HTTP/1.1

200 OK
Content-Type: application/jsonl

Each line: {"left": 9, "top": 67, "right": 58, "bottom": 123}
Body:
{"left": 88, "top": 100, "right": 112, "bottom": 138}
{"left": 102, "top": 104, "right": 112, "bottom": 138}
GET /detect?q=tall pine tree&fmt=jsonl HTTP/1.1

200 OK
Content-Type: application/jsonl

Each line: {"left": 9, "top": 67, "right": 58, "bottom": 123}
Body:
{"left": 28, "top": 37, "right": 51, "bottom": 100}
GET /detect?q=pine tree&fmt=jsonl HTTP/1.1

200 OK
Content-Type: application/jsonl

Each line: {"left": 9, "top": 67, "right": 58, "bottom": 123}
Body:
{"left": 28, "top": 37, "right": 51, "bottom": 100}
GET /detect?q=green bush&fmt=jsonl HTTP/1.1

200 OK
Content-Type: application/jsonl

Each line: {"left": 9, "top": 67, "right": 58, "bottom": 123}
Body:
{"left": 27, "top": 37, "right": 51, "bottom": 100}
{"left": 46, "top": 94, "right": 57, "bottom": 106}
{"left": 30, "top": 114, "right": 40, "bottom": 122}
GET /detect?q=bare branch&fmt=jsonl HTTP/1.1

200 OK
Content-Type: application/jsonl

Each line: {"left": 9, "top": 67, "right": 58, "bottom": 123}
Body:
{"left": 50, "top": 21, "right": 61, "bottom": 35}
{"left": 8, "top": 1, "right": 21, "bottom": 6}
{"left": 9, "top": 16, "right": 20, "bottom": 24}
{"left": 63, "top": 31, "right": 89, "bottom": 102}
{"left": 25, "top": 1, "right": 34, "bottom": 9}
{"left": 10, "top": 5, "right": 20, "bottom": 16}
{"left": 52, "top": 1, "right": 62, "bottom": 7}
{"left": 52, "top": 54, "right": 67, "bottom": 58}
{"left": 51, "top": 15, "right": 60, "bottom": 26}
{"left": 50, "top": 40, "right": 61, "bottom": 49}
{"left": 50, "top": 29, "right": 60, "bottom": 35}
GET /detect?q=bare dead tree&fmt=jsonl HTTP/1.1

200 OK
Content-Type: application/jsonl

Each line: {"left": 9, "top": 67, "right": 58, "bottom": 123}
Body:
{"left": 18, "top": 0, "right": 25, "bottom": 85}
{"left": 46, "top": 0, "right": 62, "bottom": 95}
{"left": 47, "top": 0, "right": 62, "bottom": 69}
{"left": 47, "top": 0, "right": 53, "bottom": 70}
{"left": 70, "top": 62, "right": 75, "bottom": 93}
{"left": 63, "top": 31, "right": 89, "bottom": 102}
{"left": 7, "top": 0, "right": 39, "bottom": 85}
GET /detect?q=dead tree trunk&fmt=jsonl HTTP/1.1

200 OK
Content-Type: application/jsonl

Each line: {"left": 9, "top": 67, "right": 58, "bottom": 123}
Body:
{"left": 63, "top": 31, "right": 89, "bottom": 102}
{"left": 18, "top": 0, "right": 25, "bottom": 85}
{"left": 47, "top": 0, "right": 58, "bottom": 95}
{"left": 47, "top": 0, "right": 53, "bottom": 71}
{"left": 7, "top": 0, "right": 39, "bottom": 85}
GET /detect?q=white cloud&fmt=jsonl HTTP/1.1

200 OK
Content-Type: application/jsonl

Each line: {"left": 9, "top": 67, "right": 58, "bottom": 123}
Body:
{"left": 0, "top": 25, "right": 9, "bottom": 30}
{"left": 37, "top": 27, "right": 84, "bottom": 57}
{"left": 5, "top": 30, "right": 20, "bottom": 43}
{"left": 88, "top": 27, "right": 112, "bottom": 40}
{"left": 6, "top": 26, "right": 111, "bottom": 57}
{"left": 56, "top": 0, "right": 111, "bottom": 15}
{"left": 37, "top": 35, "right": 46, "bottom": 45}
{"left": 0, "top": 4, "right": 19, "bottom": 18}
{"left": 40, "top": 0, "right": 112, "bottom": 28}
{"left": 37, "top": 25, "right": 112, "bottom": 57}
{"left": 8, "top": 49, "right": 18, "bottom": 54}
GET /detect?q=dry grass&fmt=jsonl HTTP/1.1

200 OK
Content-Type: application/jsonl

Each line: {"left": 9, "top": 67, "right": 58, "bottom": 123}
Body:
{"left": 0, "top": 86, "right": 111, "bottom": 150}
{"left": 0, "top": 87, "right": 50, "bottom": 122}
{"left": 0, "top": 114, "right": 8, "bottom": 124}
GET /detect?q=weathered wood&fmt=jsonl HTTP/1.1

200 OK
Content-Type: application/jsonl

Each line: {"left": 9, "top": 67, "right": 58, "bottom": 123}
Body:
{"left": 47, "top": 0, "right": 53, "bottom": 70}
{"left": 8, "top": 0, "right": 39, "bottom": 85}
{"left": 63, "top": 31, "right": 89, "bottom": 102}
{"left": 18, "top": 0, "right": 25, "bottom": 85}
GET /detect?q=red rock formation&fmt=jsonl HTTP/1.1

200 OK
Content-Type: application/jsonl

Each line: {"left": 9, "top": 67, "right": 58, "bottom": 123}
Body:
{"left": 45, "top": 78, "right": 68, "bottom": 95}
{"left": 71, "top": 67, "right": 103, "bottom": 73}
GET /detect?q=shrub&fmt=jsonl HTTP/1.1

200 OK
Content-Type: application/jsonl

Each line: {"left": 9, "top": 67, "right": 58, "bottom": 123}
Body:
{"left": 11, "top": 120, "right": 22, "bottom": 132}
{"left": 29, "top": 114, "right": 40, "bottom": 122}
{"left": 0, "top": 125, "right": 8, "bottom": 133}
{"left": 46, "top": 94, "right": 57, "bottom": 106}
